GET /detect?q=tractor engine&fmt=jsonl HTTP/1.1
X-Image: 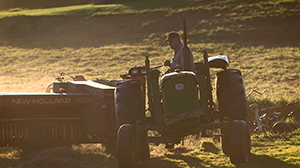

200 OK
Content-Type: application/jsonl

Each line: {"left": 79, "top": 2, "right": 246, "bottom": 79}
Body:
{"left": 161, "top": 71, "right": 200, "bottom": 127}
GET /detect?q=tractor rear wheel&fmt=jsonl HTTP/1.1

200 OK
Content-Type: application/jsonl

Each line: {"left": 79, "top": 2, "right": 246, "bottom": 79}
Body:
{"left": 229, "top": 120, "right": 250, "bottom": 164}
{"left": 117, "top": 124, "right": 139, "bottom": 168}
{"left": 216, "top": 69, "right": 248, "bottom": 121}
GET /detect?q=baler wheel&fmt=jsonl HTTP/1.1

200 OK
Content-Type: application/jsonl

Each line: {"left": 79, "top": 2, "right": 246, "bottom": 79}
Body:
{"left": 117, "top": 124, "right": 139, "bottom": 168}
{"left": 254, "top": 125, "right": 272, "bottom": 134}
{"left": 229, "top": 120, "right": 250, "bottom": 164}
{"left": 221, "top": 128, "right": 229, "bottom": 156}
{"left": 272, "top": 122, "right": 292, "bottom": 134}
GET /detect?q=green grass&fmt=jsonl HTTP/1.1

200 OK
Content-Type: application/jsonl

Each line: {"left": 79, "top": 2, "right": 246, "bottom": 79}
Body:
{"left": 1, "top": 130, "right": 300, "bottom": 168}
{"left": 0, "top": 0, "right": 300, "bottom": 167}
{"left": 1, "top": 0, "right": 300, "bottom": 18}
{"left": 0, "top": 43, "right": 299, "bottom": 105}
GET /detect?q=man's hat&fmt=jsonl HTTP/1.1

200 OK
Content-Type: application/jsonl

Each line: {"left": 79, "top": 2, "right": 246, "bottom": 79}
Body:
{"left": 164, "top": 31, "right": 180, "bottom": 42}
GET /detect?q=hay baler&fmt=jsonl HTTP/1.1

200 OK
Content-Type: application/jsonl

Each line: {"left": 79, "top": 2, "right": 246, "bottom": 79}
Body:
{"left": 0, "top": 81, "right": 117, "bottom": 148}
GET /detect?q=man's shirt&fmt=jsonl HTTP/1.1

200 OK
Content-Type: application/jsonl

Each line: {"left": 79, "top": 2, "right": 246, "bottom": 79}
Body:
{"left": 170, "top": 43, "right": 195, "bottom": 72}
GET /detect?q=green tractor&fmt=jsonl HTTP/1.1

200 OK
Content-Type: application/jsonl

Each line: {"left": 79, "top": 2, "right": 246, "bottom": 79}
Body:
{"left": 115, "top": 50, "right": 250, "bottom": 167}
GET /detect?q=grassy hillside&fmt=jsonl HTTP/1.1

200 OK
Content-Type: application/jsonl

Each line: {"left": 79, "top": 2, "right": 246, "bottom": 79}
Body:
{"left": 0, "top": 0, "right": 299, "bottom": 106}
{"left": 0, "top": 0, "right": 91, "bottom": 10}
{"left": 0, "top": 1, "right": 300, "bottom": 166}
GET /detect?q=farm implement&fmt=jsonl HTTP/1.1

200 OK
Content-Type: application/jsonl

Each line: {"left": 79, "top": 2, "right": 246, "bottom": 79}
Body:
{"left": 0, "top": 81, "right": 117, "bottom": 148}
{"left": 248, "top": 100, "right": 299, "bottom": 134}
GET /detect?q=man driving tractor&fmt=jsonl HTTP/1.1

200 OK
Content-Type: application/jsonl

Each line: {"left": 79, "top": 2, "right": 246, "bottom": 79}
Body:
{"left": 164, "top": 31, "right": 195, "bottom": 72}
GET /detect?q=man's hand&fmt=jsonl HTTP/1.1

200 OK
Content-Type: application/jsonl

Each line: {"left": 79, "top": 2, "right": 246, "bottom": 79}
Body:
{"left": 164, "top": 59, "right": 171, "bottom": 67}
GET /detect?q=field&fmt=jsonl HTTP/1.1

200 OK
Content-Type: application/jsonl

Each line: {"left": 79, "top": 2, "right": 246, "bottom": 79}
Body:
{"left": 0, "top": 0, "right": 300, "bottom": 167}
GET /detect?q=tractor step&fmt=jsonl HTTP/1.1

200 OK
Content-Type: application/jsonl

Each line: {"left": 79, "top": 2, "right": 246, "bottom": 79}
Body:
{"left": 164, "top": 108, "right": 204, "bottom": 125}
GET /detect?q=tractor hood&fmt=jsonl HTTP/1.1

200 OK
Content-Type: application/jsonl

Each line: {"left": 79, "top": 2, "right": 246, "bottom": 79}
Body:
{"left": 160, "top": 71, "right": 198, "bottom": 89}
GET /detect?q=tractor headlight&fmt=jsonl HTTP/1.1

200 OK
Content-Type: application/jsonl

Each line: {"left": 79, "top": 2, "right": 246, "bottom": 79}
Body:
{"left": 140, "top": 68, "right": 146, "bottom": 75}
{"left": 129, "top": 68, "right": 139, "bottom": 76}
{"left": 129, "top": 67, "right": 146, "bottom": 76}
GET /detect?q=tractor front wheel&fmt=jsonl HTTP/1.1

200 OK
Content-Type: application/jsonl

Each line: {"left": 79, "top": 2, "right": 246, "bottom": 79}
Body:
{"left": 229, "top": 120, "right": 250, "bottom": 164}
{"left": 117, "top": 124, "right": 139, "bottom": 168}
{"left": 115, "top": 80, "right": 145, "bottom": 128}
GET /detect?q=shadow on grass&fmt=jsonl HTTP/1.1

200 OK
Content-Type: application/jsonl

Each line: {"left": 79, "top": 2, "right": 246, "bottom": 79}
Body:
{"left": 235, "top": 153, "right": 300, "bottom": 168}
{"left": 1, "top": 142, "right": 299, "bottom": 168}
{"left": 139, "top": 140, "right": 300, "bottom": 168}
{"left": 141, "top": 152, "right": 300, "bottom": 168}
{"left": 0, "top": 146, "right": 118, "bottom": 168}
{"left": 202, "top": 141, "right": 220, "bottom": 154}
{"left": 104, "top": 0, "right": 274, "bottom": 10}
{"left": 139, "top": 154, "right": 207, "bottom": 168}
{"left": 139, "top": 142, "right": 221, "bottom": 168}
